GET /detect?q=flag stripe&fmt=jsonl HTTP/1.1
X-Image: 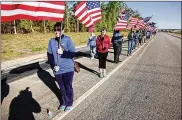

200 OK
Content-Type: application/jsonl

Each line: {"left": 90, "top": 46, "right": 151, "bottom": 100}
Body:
{"left": 2, "top": 14, "right": 63, "bottom": 22}
{"left": 1, "top": 2, "right": 65, "bottom": 22}
{"left": 1, "top": 2, "right": 65, "bottom": 10}
{"left": 1, "top": 4, "right": 64, "bottom": 14}
{"left": 92, "top": 16, "right": 101, "bottom": 22}
{"left": 2, "top": 10, "right": 64, "bottom": 18}
{"left": 87, "top": 8, "right": 100, "bottom": 13}
{"left": 75, "top": 2, "right": 86, "bottom": 16}
{"left": 2, "top": 2, "right": 65, "bottom": 6}
{"left": 89, "top": 11, "right": 101, "bottom": 17}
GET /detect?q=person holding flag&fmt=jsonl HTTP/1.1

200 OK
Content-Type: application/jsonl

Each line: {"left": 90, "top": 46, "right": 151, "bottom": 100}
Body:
{"left": 112, "top": 29, "right": 123, "bottom": 63}
{"left": 2, "top": 1, "right": 77, "bottom": 112}
{"left": 47, "top": 22, "right": 76, "bottom": 112}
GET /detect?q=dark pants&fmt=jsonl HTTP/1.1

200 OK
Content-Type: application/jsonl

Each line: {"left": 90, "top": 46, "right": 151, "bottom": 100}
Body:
{"left": 98, "top": 52, "right": 108, "bottom": 69}
{"left": 143, "top": 36, "right": 146, "bottom": 43}
{"left": 131, "top": 39, "right": 135, "bottom": 50}
{"left": 55, "top": 71, "right": 74, "bottom": 106}
{"left": 113, "top": 41, "right": 122, "bottom": 63}
{"left": 139, "top": 38, "right": 142, "bottom": 45}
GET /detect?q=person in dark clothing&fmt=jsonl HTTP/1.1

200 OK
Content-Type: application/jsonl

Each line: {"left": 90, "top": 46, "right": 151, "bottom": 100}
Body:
{"left": 133, "top": 31, "right": 137, "bottom": 50}
{"left": 142, "top": 30, "right": 146, "bottom": 43}
{"left": 96, "top": 27, "right": 111, "bottom": 78}
{"left": 111, "top": 30, "right": 123, "bottom": 63}
{"left": 135, "top": 30, "right": 140, "bottom": 48}
{"left": 127, "top": 29, "right": 134, "bottom": 56}
{"left": 138, "top": 30, "right": 142, "bottom": 45}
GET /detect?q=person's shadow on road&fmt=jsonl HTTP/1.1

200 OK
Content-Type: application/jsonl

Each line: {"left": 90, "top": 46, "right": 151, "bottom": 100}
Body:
{"left": 1, "top": 78, "right": 10, "bottom": 104}
{"left": 37, "top": 69, "right": 62, "bottom": 105}
{"left": 77, "top": 62, "right": 99, "bottom": 76}
{"left": 8, "top": 87, "right": 41, "bottom": 120}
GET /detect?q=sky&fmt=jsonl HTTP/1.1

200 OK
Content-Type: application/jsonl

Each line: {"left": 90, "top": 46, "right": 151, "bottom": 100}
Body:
{"left": 124, "top": 1, "right": 181, "bottom": 29}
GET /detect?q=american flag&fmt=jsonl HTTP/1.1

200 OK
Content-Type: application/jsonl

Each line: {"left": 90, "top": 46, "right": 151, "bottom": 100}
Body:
{"left": 1, "top": 2, "right": 65, "bottom": 22}
{"left": 114, "top": 10, "right": 130, "bottom": 30}
{"left": 136, "top": 18, "right": 145, "bottom": 29}
{"left": 130, "top": 17, "right": 139, "bottom": 26}
{"left": 74, "top": 1, "right": 101, "bottom": 28}
{"left": 135, "top": 24, "right": 141, "bottom": 30}
{"left": 144, "top": 23, "right": 151, "bottom": 30}
{"left": 143, "top": 16, "right": 152, "bottom": 23}
{"left": 148, "top": 22, "right": 156, "bottom": 27}
{"left": 145, "top": 21, "right": 156, "bottom": 31}
{"left": 127, "top": 16, "right": 139, "bottom": 30}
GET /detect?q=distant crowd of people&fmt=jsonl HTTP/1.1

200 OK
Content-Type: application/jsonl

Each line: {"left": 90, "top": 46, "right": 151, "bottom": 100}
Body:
{"left": 47, "top": 22, "right": 156, "bottom": 112}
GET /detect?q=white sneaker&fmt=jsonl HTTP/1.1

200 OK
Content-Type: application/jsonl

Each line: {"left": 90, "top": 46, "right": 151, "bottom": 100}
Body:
{"left": 91, "top": 57, "right": 94, "bottom": 59}
{"left": 99, "top": 73, "right": 104, "bottom": 78}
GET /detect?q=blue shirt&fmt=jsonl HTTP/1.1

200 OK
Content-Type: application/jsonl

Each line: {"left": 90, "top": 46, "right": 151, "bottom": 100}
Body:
{"left": 87, "top": 35, "right": 97, "bottom": 47}
{"left": 47, "top": 35, "right": 76, "bottom": 75}
{"left": 111, "top": 32, "right": 123, "bottom": 43}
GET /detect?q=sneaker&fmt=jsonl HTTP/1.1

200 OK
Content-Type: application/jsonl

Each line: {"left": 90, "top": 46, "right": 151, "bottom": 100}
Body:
{"left": 59, "top": 105, "right": 66, "bottom": 111}
{"left": 91, "top": 57, "right": 94, "bottom": 59}
{"left": 99, "top": 73, "right": 104, "bottom": 78}
{"left": 65, "top": 106, "right": 72, "bottom": 112}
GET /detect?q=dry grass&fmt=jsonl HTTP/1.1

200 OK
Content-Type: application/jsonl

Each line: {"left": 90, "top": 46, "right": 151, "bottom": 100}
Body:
{"left": 168, "top": 33, "right": 181, "bottom": 38}
{"left": 1, "top": 31, "right": 129, "bottom": 61}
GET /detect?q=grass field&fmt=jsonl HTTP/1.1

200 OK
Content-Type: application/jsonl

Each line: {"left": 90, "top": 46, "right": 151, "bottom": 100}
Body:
{"left": 1, "top": 31, "right": 129, "bottom": 61}
{"left": 167, "top": 33, "right": 181, "bottom": 38}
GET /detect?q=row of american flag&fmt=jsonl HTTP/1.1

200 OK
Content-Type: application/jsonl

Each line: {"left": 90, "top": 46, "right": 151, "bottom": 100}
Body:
{"left": 1, "top": 1, "right": 156, "bottom": 31}
{"left": 114, "top": 9, "right": 156, "bottom": 31}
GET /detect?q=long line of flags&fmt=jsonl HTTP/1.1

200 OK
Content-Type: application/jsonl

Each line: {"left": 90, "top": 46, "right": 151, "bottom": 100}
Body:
{"left": 1, "top": 1, "right": 157, "bottom": 32}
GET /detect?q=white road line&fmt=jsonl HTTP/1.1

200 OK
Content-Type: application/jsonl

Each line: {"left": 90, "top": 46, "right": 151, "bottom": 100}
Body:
{"left": 52, "top": 35, "right": 157, "bottom": 120}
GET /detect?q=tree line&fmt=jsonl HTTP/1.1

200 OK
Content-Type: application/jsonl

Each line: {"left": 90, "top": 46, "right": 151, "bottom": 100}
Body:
{"left": 1, "top": 1, "right": 141, "bottom": 34}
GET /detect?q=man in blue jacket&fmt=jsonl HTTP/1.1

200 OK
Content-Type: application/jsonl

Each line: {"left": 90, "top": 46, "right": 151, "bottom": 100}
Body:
{"left": 47, "top": 22, "right": 76, "bottom": 112}
{"left": 112, "top": 30, "right": 123, "bottom": 63}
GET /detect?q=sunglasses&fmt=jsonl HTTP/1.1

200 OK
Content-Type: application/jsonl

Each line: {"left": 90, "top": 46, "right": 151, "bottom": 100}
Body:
{"left": 54, "top": 28, "right": 61, "bottom": 32}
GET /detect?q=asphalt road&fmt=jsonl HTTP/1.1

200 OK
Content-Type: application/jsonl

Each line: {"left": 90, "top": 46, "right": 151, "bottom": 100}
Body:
{"left": 61, "top": 33, "right": 181, "bottom": 120}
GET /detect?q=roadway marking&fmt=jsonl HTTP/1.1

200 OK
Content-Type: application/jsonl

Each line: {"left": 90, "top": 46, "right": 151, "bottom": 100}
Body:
{"left": 52, "top": 35, "right": 157, "bottom": 120}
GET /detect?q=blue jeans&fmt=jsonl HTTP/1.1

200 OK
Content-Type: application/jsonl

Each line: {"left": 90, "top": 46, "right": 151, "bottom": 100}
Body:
{"left": 55, "top": 71, "right": 74, "bottom": 106}
{"left": 128, "top": 40, "right": 132, "bottom": 55}
{"left": 90, "top": 46, "right": 96, "bottom": 58}
{"left": 132, "top": 40, "right": 135, "bottom": 50}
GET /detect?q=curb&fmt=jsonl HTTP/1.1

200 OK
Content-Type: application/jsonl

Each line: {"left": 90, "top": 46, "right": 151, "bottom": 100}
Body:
{"left": 1, "top": 45, "right": 87, "bottom": 74}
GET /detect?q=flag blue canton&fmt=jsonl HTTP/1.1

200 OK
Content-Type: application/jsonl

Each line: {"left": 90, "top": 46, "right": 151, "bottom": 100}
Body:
{"left": 122, "top": 11, "right": 130, "bottom": 21}
{"left": 149, "top": 22, "right": 156, "bottom": 27}
{"left": 86, "top": 1, "right": 100, "bottom": 10}
{"left": 143, "top": 16, "right": 152, "bottom": 23}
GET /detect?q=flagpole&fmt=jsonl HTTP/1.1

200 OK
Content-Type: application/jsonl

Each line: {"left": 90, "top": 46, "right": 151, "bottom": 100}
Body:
{"left": 56, "top": 21, "right": 63, "bottom": 67}
{"left": 59, "top": 22, "right": 63, "bottom": 49}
